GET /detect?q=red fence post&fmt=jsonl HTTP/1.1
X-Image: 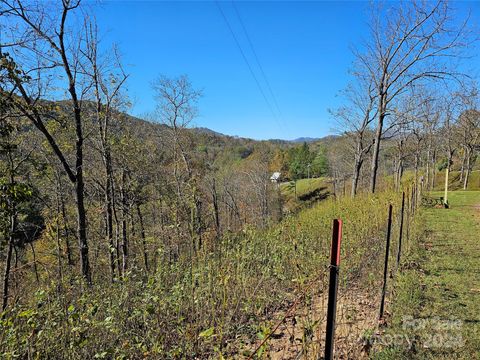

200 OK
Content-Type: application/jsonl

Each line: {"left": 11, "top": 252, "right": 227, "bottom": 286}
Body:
{"left": 324, "top": 219, "right": 342, "bottom": 360}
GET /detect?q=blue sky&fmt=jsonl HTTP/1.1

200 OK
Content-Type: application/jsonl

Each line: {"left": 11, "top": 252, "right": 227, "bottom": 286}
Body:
{"left": 92, "top": 1, "right": 479, "bottom": 140}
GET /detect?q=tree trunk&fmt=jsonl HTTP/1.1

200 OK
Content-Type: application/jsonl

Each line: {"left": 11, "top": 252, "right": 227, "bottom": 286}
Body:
{"left": 64, "top": 34, "right": 91, "bottom": 283}
{"left": 333, "top": 171, "right": 338, "bottom": 198}
{"left": 105, "top": 154, "right": 116, "bottom": 282}
{"left": 111, "top": 178, "right": 122, "bottom": 276}
{"left": 463, "top": 150, "right": 471, "bottom": 190}
{"left": 414, "top": 151, "right": 419, "bottom": 200}
{"left": 211, "top": 178, "right": 221, "bottom": 241}
{"left": 2, "top": 212, "right": 16, "bottom": 313}
{"left": 195, "top": 195, "right": 202, "bottom": 250}
{"left": 431, "top": 150, "right": 437, "bottom": 190}
{"left": 121, "top": 170, "right": 128, "bottom": 274}
{"left": 460, "top": 150, "right": 466, "bottom": 182}
{"left": 262, "top": 180, "right": 268, "bottom": 227}
{"left": 393, "top": 158, "right": 398, "bottom": 190}
{"left": 396, "top": 158, "right": 404, "bottom": 192}
{"left": 55, "top": 196, "right": 64, "bottom": 285}
{"left": 75, "top": 169, "right": 91, "bottom": 284}
{"left": 370, "top": 105, "right": 385, "bottom": 193}
{"left": 426, "top": 147, "right": 431, "bottom": 191}
{"left": 59, "top": 183, "right": 73, "bottom": 267}
{"left": 136, "top": 203, "right": 148, "bottom": 272}
{"left": 351, "top": 157, "right": 363, "bottom": 198}
{"left": 30, "top": 243, "right": 40, "bottom": 284}
{"left": 71, "top": 97, "right": 91, "bottom": 284}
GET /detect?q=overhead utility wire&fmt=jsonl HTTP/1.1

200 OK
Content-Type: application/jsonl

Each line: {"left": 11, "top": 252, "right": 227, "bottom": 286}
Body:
{"left": 232, "top": 1, "right": 283, "bottom": 119}
{"left": 215, "top": 1, "right": 283, "bottom": 130}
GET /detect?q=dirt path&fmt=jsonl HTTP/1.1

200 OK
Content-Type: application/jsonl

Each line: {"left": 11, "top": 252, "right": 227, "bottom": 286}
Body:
{"left": 243, "top": 282, "right": 380, "bottom": 359}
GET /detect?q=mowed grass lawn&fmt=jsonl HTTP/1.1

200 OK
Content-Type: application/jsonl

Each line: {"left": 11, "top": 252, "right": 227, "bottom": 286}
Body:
{"left": 375, "top": 191, "right": 480, "bottom": 359}
{"left": 279, "top": 177, "right": 332, "bottom": 213}
{"left": 279, "top": 178, "right": 332, "bottom": 213}
{"left": 279, "top": 177, "right": 328, "bottom": 198}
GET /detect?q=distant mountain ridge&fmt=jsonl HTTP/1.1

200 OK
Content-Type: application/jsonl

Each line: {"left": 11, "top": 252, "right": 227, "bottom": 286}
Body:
{"left": 290, "top": 137, "right": 320, "bottom": 143}
{"left": 191, "top": 127, "right": 330, "bottom": 144}
{"left": 192, "top": 127, "right": 225, "bottom": 137}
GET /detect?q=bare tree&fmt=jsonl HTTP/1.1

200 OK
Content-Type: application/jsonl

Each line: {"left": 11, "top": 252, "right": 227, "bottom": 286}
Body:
{"left": 332, "top": 74, "right": 377, "bottom": 197}
{"left": 392, "top": 122, "right": 410, "bottom": 191}
{"left": 457, "top": 86, "right": 480, "bottom": 189}
{"left": 424, "top": 104, "right": 441, "bottom": 191}
{"left": 152, "top": 75, "right": 202, "bottom": 250}
{"left": 1, "top": 0, "right": 96, "bottom": 283}
{"left": 83, "top": 19, "right": 128, "bottom": 281}
{"left": 355, "top": 0, "right": 471, "bottom": 192}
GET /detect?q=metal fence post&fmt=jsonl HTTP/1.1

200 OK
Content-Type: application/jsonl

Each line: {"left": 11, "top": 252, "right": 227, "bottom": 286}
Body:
{"left": 379, "top": 204, "right": 393, "bottom": 320}
{"left": 397, "top": 192, "right": 405, "bottom": 268}
{"left": 411, "top": 186, "right": 414, "bottom": 214}
{"left": 406, "top": 187, "right": 411, "bottom": 243}
{"left": 324, "top": 219, "right": 342, "bottom": 360}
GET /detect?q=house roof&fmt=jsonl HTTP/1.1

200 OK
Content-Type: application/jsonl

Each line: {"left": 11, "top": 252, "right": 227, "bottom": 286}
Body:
{"left": 270, "top": 172, "right": 281, "bottom": 180}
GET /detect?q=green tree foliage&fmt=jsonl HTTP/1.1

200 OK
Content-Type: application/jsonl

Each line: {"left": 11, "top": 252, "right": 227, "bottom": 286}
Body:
{"left": 0, "top": 102, "right": 44, "bottom": 248}
{"left": 287, "top": 142, "right": 314, "bottom": 180}
{"left": 311, "top": 146, "right": 329, "bottom": 177}
{"left": 0, "top": 181, "right": 43, "bottom": 247}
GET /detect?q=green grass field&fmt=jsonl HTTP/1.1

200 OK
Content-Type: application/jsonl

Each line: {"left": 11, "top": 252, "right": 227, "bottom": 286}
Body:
{"left": 279, "top": 177, "right": 332, "bottom": 212}
{"left": 279, "top": 177, "right": 328, "bottom": 197}
{"left": 374, "top": 191, "right": 480, "bottom": 359}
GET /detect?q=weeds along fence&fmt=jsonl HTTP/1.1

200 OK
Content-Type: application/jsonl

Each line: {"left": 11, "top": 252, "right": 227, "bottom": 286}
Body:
{"left": 0, "top": 187, "right": 423, "bottom": 359}
{"left": 245, "top": 186, "right": 422, "bottom": 359}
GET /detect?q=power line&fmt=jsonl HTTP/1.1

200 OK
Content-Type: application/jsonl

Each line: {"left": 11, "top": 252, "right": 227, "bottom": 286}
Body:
{"left": 215, "top": 1, "right": 283, "bottom": 130}
{"left": 231, "top": 1, "right": 283, "bottom": 118}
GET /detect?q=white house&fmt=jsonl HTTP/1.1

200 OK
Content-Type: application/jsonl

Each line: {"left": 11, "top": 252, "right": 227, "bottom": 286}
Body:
{"left": 270, "top": 172, "right": 281, "bottom": 183}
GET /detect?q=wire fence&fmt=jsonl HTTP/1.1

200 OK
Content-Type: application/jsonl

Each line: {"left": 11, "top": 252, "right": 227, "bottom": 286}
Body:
{"left": 2, "top": 186, "right": 424, "bottom": 359}
{"left": 245, "top": 186, "right": 422, "bottom": 359}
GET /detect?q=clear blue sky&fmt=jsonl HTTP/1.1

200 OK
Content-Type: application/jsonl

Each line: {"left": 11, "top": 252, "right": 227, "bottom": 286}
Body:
{"left": 92, "top": 1, "right": 479, "bottom": 140}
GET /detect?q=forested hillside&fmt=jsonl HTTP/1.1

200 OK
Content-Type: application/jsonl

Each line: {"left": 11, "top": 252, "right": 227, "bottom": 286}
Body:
{"left": 1, "top": 0, "right": 479, "bottom": 359}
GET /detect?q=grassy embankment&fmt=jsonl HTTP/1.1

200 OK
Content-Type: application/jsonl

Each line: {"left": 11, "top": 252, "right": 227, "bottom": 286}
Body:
{"left": 1, "top": 189, "right": 403, "bottom": 359}
{"left": 432, "top": 170, "right": 480, "bottom": 191}
{"left": 374, "top": 191, "right": 480, "bottom": 359}
{"left": 279, "top": 178, "right": 332, "bottom": 212}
